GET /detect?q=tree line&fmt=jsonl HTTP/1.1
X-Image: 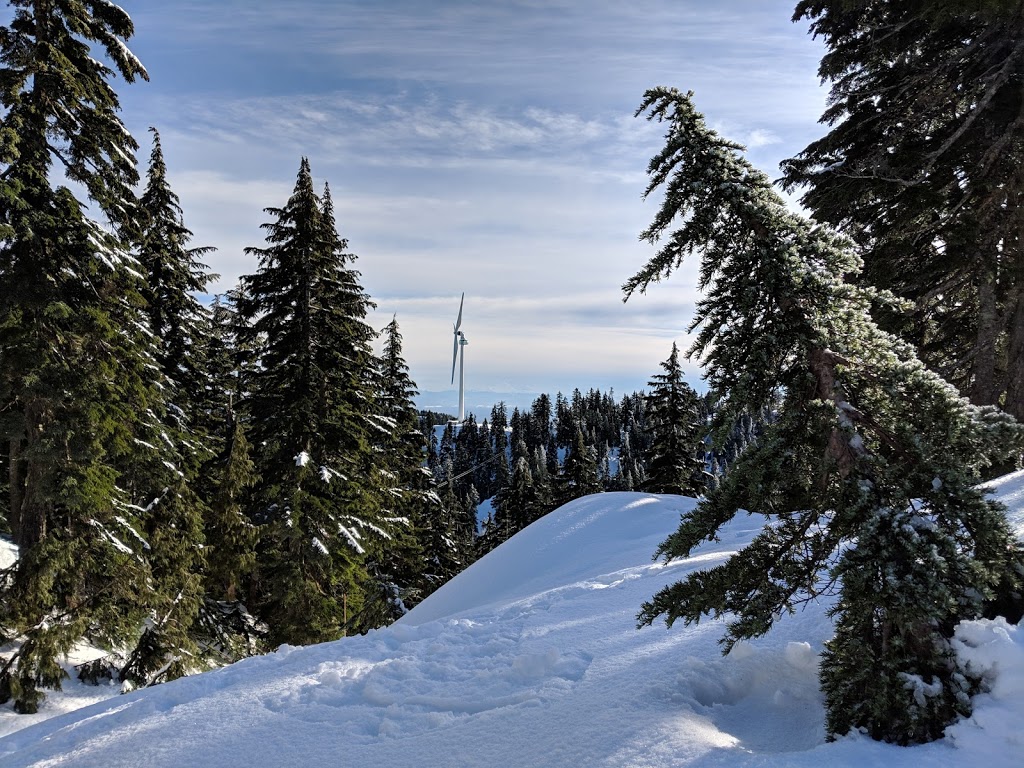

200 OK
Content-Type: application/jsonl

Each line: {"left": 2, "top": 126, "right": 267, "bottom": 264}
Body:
{"left": 428, "top": 364, "right": 765, "bottom": 563}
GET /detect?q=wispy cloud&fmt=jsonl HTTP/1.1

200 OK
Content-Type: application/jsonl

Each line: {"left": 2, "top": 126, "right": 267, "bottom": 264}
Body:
{"left": 120, "top": 0, "right": 828, "bottom": 396}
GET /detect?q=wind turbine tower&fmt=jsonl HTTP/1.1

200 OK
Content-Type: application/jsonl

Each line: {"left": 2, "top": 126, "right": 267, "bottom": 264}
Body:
{"left": 451, "top": 293, "right": 468, "bottom": 422}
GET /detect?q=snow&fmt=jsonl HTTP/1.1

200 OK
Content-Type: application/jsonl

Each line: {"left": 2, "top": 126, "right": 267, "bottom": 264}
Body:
{"left": 1, "top": 472, "right": 1023, "bottom": 767}
{"left": 476, "top": 495, "right": 494, "bottom": 529}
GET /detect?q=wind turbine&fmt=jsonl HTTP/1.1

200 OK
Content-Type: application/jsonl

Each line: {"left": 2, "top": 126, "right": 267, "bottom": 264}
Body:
{"left": 451, "top": 292, "right": 468, "bottom": 422}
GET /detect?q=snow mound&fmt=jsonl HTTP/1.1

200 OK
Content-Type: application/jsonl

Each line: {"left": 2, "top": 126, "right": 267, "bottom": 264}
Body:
{"left": 402, "top": 492, "right": 707, "bottom": 626}
{"left": 0, "top": 476, "right": 1022, "bottom": 767}
{"left": 946, "top": 618, "right": 1024, "bottom": 757}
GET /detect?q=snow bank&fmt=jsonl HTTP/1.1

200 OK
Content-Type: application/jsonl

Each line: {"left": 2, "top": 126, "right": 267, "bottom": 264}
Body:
{"left": 946, "top": 618, "right": 1024, "bottom": 758}
{"left": 0, "top": 473, "right": 1022, "bottom": 767}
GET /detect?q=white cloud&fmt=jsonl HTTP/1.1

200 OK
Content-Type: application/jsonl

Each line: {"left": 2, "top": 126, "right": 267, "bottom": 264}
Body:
{"left": 120, "top": 0, "right": 829, "bottom": 397}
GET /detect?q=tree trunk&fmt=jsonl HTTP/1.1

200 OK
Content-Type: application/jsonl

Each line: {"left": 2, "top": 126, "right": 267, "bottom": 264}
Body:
{"left": 8, "top": 438, "right": 23, "bottom": 543}
{"left": 970, "top": 264, "right": 1001, "bottom": 407}
{"left": 15, "top": 402, "right": 48, "bottom": 551}
{"left": 1004, "top": 285, "right": 1024, "bottom": 421}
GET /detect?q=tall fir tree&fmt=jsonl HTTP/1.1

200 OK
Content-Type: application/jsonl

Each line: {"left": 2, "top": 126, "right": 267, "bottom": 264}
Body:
{"left": 643, "top": 342, "right": 705, "bottom": 496}
{"left": 196, "top": 410, "right": 262, "bottom": 660}
{"left": 627, "top": 88, "right": 1024, "bottom": 744}
{"left": 555, "top": 425, "right": 601, "bottom": 505}
{"left": 0, "top": 0, "right": 200, "bottom": 712}
{"left": 357, "top": 316, "right": 436, "bottom": 626}
{"left": 136, "top": 127, "right": 217, "bottom": 436}
{"left": 430, "top": 456, "right": 469, "bottom": 582}
{"left": 237, "top": 159, "right": 381, "bottom": 646}
{"left": 119, "top": 127, "right": 224, "bottom": 689}
{"left": 494, "top": 454, "right": 537, "bottom": 541}
{"left": 490, "top": 402, "right": 511, "bottom": 495}
{"left": 781, "top": 1, "right": 1024, "bottom": 420}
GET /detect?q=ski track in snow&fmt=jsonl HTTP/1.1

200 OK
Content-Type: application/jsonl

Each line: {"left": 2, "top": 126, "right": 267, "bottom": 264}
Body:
{"left": 0, "top": 476, "right": 1022, "bottom": 766}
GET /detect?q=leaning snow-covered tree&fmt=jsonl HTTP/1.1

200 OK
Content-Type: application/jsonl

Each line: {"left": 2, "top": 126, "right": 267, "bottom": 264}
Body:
{"left": 626, "top": 88, "right": 1024, "bottom": 745}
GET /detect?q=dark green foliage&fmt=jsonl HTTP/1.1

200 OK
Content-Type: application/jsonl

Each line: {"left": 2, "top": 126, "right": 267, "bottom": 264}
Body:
{"left": 490, "top": 402, "right": 511, "bottom": 494}
{"left": 493, "top": 453, "right": 539, "bottom": 540}
{"left": 238, "top": 159, "right": 382, "bottom": 646}
{"left": 628, "top": 88, "right": 1024, "bottom": 744}
{"left": 137, "top": 127, "right": 217, "bottom": 435}
{"left": 0, "top": 0, "right": 203, "bottom": 711}
{"left": 556, "top": 426, "right": 602, "bottom": 504}
{"left": 821, "top": 505, "right": 969, "bottom": 744}
{"left": 643, "top": 343, "right": 704, "bottom": 496}
{"left": 357, "top": 316, "right": 437, "bottom": 625}
{"left": 117, "top": 126, "right": 224, "bottom": 688}
{"left": 204, "top": 415, "right": 258, "bottom": 604}
{"left": 428, "top": 456, "right": 471, "bottom": 582}
{"left": 781, "top": 0, "right": 1024, "bottom": 420}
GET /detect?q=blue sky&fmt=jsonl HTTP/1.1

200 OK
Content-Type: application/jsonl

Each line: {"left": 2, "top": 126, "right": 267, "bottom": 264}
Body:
{"left": 112, "top": 0, "right": 828, "bottom": 402}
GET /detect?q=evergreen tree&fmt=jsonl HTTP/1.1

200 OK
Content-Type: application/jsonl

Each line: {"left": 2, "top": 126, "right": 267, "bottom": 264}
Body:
{"left": 0, "top": 0, "right": 194, "bottom": 712}
{"left": 781, "top": 1, "right": 1024, "bottom": 419}
{"left": 118, "top": 475, "right": 205, "bottom": 690}
{"left": 199, "top": 292, "right": 252, "bottom": 439}
{"left": 627, "top": 88, "right": 1024, "bottom": 744}
{"left": 237, "top": 159, "right": 380, "bottom": 647}
{"left": 530, "top": 445, "right": 553, "bottom": 519}
{"left": 136, "top": 127, "right": 217, "bottom": 434}
{"left": 358, "top": 316, "right": 435, "bottom": 625}
{"left": 195, "top": 411, "right": 263, "bottom": 661}
{"left": 120, "top": 127, "right": 223, "bottom": 688}
{"left": 430, "top": 457, "right": 468, "bottom": 581}
{"left": 643, "top": 342, "right": 704, "bottom": 496}
{"left": 555, "top": 392, "right": 575, "bottom": 449}
{"left": 195, "top": 290, "right": 262, "bottom": 655}
{"left": 556, "top": 425, "right": 602, "bottom": 504}
{"left": 494, "top": 455, "right": 536, "bottom": 540}
{"left": 490, "top": 402, "right": 511, "bottom": 495}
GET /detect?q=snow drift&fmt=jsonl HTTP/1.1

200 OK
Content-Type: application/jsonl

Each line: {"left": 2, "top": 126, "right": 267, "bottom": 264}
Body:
{"left": 1, "top": 474, "right": 1023, "bottom": 767}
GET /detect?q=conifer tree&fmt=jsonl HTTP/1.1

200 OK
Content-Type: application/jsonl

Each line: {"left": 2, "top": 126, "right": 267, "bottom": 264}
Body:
{"left": 781, "top": 1, "right": 1024, "bottom": 419}
{"left": 120, "top": 127, "right": 222, "bottom": 688}
{"left": 238, "top": 159, "right": 380, "bottom": 646}
{"left": 556, "top": 425, "right": 602, "bottom": 504}
{"left": 118, "top": 475, "right": 205, "bottom": 690}
{"left": 490, "top": 402, "right": 511, "bottom": 494}
{"left": 195, "top": 411, "right": 263, "bottom": 660}
{"left": 357, "top": 316, "right": 435, "bottom": 624}
{"left": 643, "top": 343, "right": 704, "bottom": 496}
{"left": 430, "top": 458, "right": 467, "bottom": 581}
{"left": 627, "top": 88, "right": 1024, "bottom": 744}
{"left": 0, "top": 0, "right": 196, "bottom": 712}
{"left": 494, "top": 455, "right": 537, "bottom": 540}
{"left": 136, "top": 127, "right": 217, "bottom": 434}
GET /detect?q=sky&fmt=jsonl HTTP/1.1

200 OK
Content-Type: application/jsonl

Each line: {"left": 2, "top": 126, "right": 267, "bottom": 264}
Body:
{"left": 110, "top": 0, "right": 829, "bottom": 403}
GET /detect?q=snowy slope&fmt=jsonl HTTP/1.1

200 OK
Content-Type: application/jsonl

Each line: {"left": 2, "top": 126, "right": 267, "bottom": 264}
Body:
{"left": 1, "top": 475, "right": 1023, "bottom": 767}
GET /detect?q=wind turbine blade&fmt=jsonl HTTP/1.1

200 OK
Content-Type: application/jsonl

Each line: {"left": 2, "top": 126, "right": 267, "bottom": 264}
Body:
{"left": 451, "top": 333, "right": 459, "bottom": 384}
{"left": 455, "top": 292, "right": 464, "bottom": 332}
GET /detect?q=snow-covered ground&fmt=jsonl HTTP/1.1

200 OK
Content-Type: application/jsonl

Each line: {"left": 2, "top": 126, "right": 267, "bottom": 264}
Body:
{"left": 1, "top": 473, "right": 1023, "bottom": 767}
